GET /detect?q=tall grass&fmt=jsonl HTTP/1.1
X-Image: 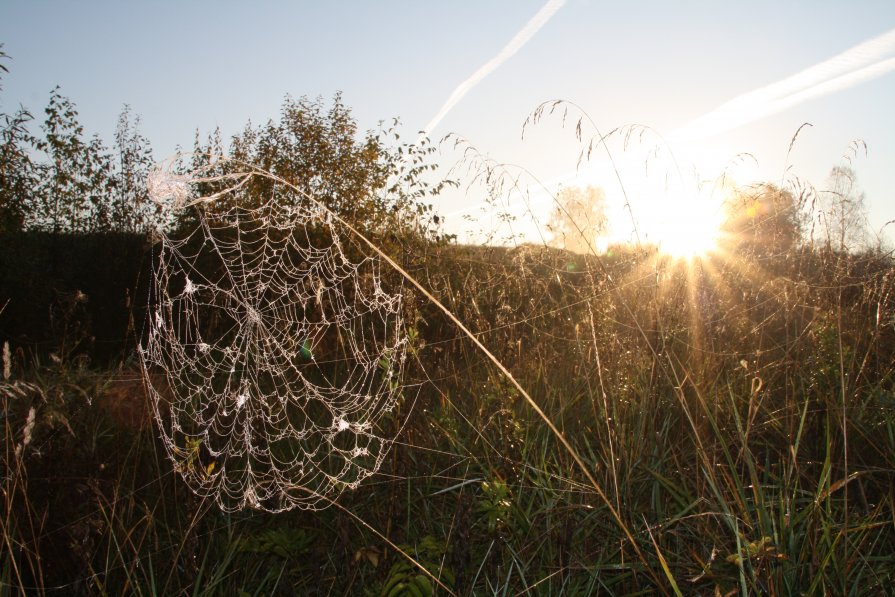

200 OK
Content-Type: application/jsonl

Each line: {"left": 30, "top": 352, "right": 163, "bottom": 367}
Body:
{"left": 2, "top": 142, "right": 894, "bottom": 594}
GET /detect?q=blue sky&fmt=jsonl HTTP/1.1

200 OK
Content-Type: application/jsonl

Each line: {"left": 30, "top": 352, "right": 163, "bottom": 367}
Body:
{"left": 2, "top": 1, "right": 894, "bottom": 245}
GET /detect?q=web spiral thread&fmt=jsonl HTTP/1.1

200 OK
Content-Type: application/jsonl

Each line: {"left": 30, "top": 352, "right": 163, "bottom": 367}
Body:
{"left": 140, "top": 164, "right": 406, "bottom": 512}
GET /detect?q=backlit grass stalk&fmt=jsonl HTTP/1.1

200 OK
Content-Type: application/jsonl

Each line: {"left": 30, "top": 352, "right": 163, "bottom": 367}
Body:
{"left": 159, "top": 157, "right": 666, "bottom": 591}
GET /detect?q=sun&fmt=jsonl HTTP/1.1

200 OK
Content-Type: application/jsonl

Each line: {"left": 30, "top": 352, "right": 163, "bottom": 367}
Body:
{"left": 644, "top": 192, "right": 726, "bottom": 260}
{"left": 658, "top": 204, "right": 723, "bottom": 259}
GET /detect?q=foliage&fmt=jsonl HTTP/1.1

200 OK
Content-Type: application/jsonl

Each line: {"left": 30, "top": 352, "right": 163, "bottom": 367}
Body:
{"left": 0, "top": 45, "right": 36, "bottom": 233}
{"left": 380, "top": 537, "right": 454, "bottom": 597}
{"left": 815, "top": 165, "right": 868, "bottom": 251}
{"left": 30, "top": 87, "right": 115, "bottom": 232}
{"left": 1, "top": 58, "right": 450, "bottom": 242}
{"left": 111, "top": 106, "right": 159, "bottom": 232}
{"left": 0, "top": 52, "right": 159, "bottom": 234}
{"left": 0, "top": 104, "right": 34, "bottom": 233}
{"left": 546, "top": 185, "right": 608, "bottom": 254}
{"left": 185, "top": 94, "right": 453, "bottom": 241}
{"left": 721, "top": 182, "right": 805, "bottom": 258}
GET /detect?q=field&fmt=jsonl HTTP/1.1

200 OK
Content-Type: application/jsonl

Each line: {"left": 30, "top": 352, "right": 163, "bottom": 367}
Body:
{"left": 2, "top": 219, "right": 894, "bottom": 595}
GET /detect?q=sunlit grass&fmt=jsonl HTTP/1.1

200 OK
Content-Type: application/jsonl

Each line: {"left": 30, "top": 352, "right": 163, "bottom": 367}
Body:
{"left": 2, "top": 100, "right": 893, "bottom": 594}
{"left": 4, "top": 224, "right": 893, "bottom": 594}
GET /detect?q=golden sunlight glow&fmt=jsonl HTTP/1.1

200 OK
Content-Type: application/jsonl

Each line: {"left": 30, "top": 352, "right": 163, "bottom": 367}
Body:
{"left": 653, "top": 196, "right": 725, "bottom": 259}
{"left": 639, "top": 139, "right": 738, "bottom": 259}
{"left": 624, "top": 176, "right": 728, "bottom": 260}
{"left": 539, "top": 135, "right": 747, "bottom": 259}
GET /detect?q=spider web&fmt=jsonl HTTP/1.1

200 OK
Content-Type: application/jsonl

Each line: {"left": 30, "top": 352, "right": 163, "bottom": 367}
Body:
{"left": 140, "top": 164, "right": 407, "bottom": 512}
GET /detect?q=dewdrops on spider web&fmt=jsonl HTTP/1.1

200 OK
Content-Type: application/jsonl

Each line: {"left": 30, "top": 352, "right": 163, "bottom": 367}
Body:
{"left": 139, "top": 157, "right": 408, "bottom": 513}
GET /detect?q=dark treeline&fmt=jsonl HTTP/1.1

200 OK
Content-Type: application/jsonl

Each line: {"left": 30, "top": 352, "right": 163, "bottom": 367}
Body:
{"left": 0, "top": 232, "right": 148, "bottom": 364}
{"left": 1, "top": 45, "right": 450, "bottom": 240}
{"left": 0, "top": 45, "right": 451, "bottom": 365}
{"left": 0, "top": 84, "right": 158, "bottom": 233}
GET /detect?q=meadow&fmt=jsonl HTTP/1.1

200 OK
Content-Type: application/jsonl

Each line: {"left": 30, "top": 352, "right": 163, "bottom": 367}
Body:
{"left": 2, "top": 199, "right": 894, "bottom": 595}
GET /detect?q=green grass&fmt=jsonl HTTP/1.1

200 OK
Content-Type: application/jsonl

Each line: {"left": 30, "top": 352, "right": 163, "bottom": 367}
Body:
{"left": 2, "top": 234, "right": 894, "bottom": 595}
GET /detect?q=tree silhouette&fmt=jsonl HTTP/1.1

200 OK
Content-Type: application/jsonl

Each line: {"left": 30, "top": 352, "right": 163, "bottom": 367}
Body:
{"left": 816, "top": 165, "right": 867, "bottom": 252}
{"left": 0, "top": 45, "right": 36, "bottom": 233}
{"left": 721, "top": 183, "right": 803, "bottom": 258}
{"left": 186, "top": 94, "right": 450, "bottom": 239}
{"left": 546, "top": 185, "right": 608, "bottom": 254}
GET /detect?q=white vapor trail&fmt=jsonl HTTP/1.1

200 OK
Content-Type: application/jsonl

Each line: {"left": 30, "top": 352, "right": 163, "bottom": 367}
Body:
{"left": 675, "top": 27, "right": 895, "bottom": 141}
{"left": 419, "top": 0, "right": 566, "bottom": 143}
{"left": 444, "top": 24, "right": 895, "bottom": 241}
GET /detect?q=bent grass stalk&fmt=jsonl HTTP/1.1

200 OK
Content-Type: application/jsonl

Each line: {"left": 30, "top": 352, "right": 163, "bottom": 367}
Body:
{"left": 158, "top": 156, "right": 666, "bottom": 592}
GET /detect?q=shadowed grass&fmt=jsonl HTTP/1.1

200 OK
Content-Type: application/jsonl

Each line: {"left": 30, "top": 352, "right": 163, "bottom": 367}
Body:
{"left": 2, "top": 176, "right": 894, "bottom": 594}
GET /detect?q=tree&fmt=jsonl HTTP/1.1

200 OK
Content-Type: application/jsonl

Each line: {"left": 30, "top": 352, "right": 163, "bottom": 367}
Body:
{"left": 185, "top": 93, "right": 451, "bottom": 239}
{"left": 2, "top": 48, "right": 157, "bottom": 234}
{"left": 0, "top": 45, "right": 37, "bottom": 233}
{"left": 0, "top": 104, "right": 35, "bottom": 234}
{"left": 815, "top": 165, "right": 867, "bottom": 252}
{"left": 721, "top": 183, "right": 803, "bottom": 258}
{"left": 110, "top": 105, "right": 158, "bottom": 232}
{"left": 546, "top": 185, "right": 608, "bottom": 254}
{"left": 32, "top": 88, "right": 115, "bottom": 232}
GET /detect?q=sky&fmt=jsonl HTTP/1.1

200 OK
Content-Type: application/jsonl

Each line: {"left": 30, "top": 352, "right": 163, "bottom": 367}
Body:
{"left": 2, "top": 0, "right": 894, "bottom": 247}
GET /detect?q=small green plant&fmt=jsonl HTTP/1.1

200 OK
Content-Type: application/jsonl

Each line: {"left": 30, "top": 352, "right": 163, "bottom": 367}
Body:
{"left": 475, "top": 480, "right": 513, "bottom": 536}
{"left": 380, "top": 536, "right": 454, "bottom": 597}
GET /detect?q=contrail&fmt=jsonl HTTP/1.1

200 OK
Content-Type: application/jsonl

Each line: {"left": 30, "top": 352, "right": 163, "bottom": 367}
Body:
{"left": 444, "top": 25, "right": 895, "bottom": 241}
{"left": 675, "top": 27, "right": 895, "bottom": 141}
{"left": 419, "top": 0, "right": 566, "bottom": 143}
